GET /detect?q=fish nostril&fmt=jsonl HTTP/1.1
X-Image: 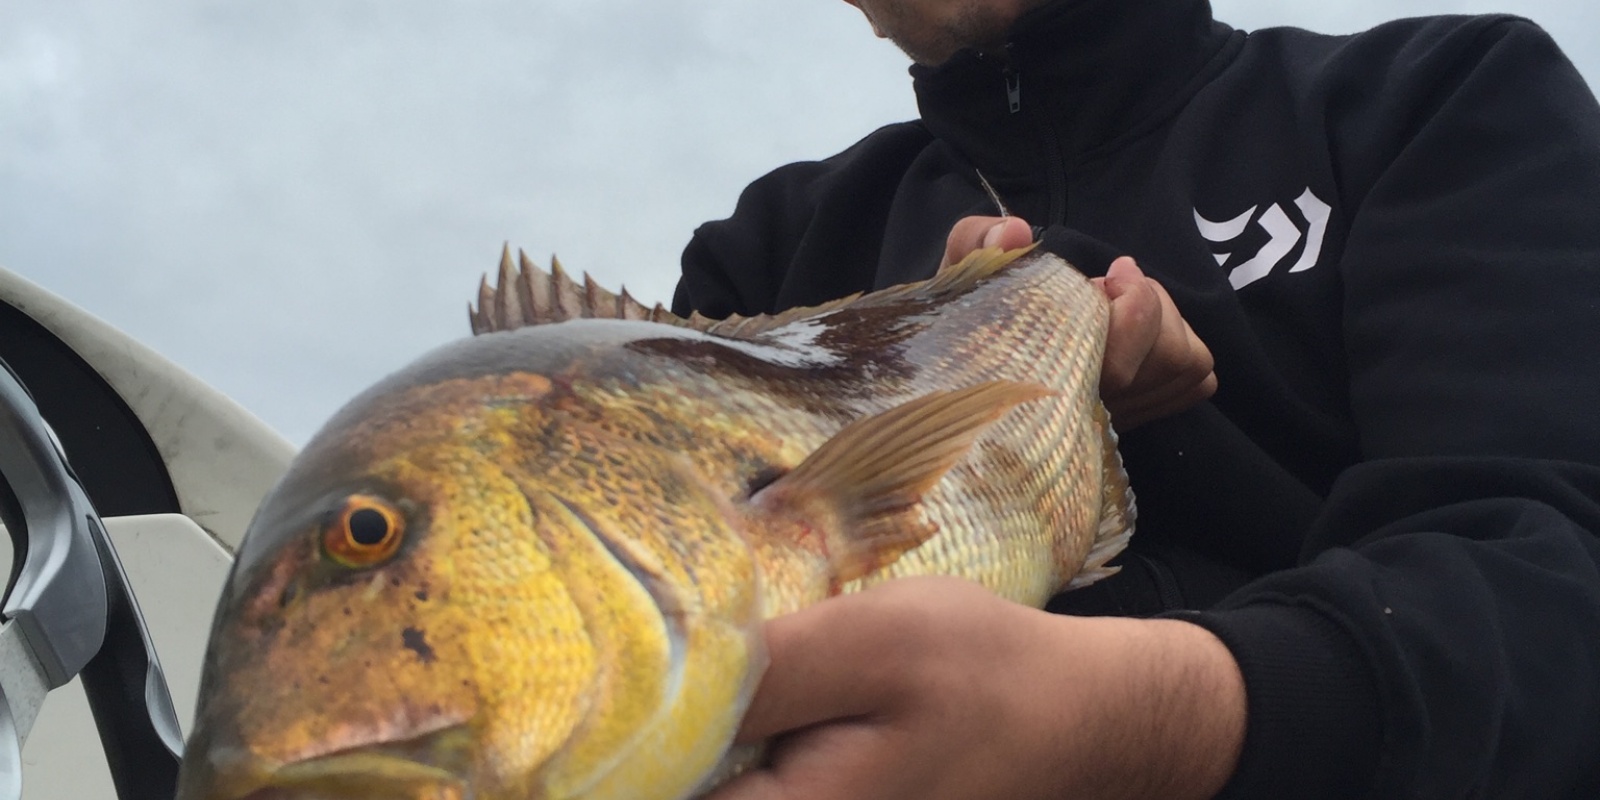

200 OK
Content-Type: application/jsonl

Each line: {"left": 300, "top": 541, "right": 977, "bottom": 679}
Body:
{"left": 277, "top": 579, "right": 298, "bottom": 609}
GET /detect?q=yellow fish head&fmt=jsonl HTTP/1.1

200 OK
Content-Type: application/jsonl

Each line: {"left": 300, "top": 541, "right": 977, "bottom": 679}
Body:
{"left": 177, "top": 372, "right": 766, "bottom": 800}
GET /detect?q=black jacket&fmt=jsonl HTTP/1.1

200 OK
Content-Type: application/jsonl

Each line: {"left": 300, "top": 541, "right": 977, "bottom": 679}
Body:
{"left": 673, "top": 0, "right": 1600, "bottom": 796}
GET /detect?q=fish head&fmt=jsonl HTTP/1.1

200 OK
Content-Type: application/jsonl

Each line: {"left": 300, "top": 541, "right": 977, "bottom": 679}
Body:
{"left": 178, "top": 367, "right": 766, "bottom": 800}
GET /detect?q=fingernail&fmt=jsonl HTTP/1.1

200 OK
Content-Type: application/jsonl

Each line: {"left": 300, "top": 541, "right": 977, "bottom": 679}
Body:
{"left": 983, "top": 222, "right": 1008, "bottom": 249}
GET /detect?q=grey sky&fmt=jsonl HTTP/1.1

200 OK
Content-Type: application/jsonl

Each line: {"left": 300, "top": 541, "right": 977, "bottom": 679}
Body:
{"left": 2, "top": 1, "right": 1595, "bottom": 444}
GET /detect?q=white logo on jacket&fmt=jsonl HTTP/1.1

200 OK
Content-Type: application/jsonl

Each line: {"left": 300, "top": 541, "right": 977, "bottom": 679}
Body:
{"left": 1195, "top": 189, "right": 1331, "bottom": 290}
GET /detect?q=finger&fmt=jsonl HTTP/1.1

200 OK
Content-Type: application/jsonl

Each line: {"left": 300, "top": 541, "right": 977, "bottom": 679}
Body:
{"left": 1111, "top": 357, "right": 1214, "bottom": 429}
{"left": 940, "top": 216, "right": 1033, "bottom": 271}
{"left": 1100, "top": 257, "right": 1215, "bottom": 395}
{"left": 1098, "top": 258, "right": 1217, "bottom": 428}
{"left": 1118, "top": 360, "right": 1217, "bottom": 415}
{"left": 706, "top": 723, "right": 898, "bottom": 800}
{"left": 703, "top": 761, "right": 792, "bottom": 800}
{"left": 1110, "top": 372, "right": 1218, "bottom": 429}
{"left": 941, "top": 216, "right": 1004, "bottom": 270}
{"left": 733, "top": 587, "right": 927, "bottom": 743}
{"left": 1098, "top": 257, "right": 1163, "bottom": 393}
{"left": 1124, "top": 279, "right": 1214, "bottom": 394}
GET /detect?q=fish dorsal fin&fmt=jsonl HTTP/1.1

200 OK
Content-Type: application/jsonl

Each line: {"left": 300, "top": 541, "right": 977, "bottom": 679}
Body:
{"left": 468, "top": 243, "right": 1037, "bottom": 339}
{"left": 692, "top": 245, "right": 1038, "bottom": 340}
{"left": 469, "top": 245, "right": 685, "bottom": 335}
{"left": 926, "top": 243, "right": 1037, "bottom": 295}
{"left": 751, "top": 380, "right": 1054, "bottom": 583}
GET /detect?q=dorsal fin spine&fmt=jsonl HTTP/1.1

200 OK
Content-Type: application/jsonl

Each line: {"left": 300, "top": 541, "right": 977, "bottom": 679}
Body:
{"left": 494, "top": 245, "right": 515, "bottom": 330}
{"left": 515, "top": 251, "right": 535, "bottom": 326}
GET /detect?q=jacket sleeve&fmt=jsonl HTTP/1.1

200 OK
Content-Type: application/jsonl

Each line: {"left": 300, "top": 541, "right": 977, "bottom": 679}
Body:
{"left": 1191, "top": 19, "right": 1600, "bottom": 798}
{"left": 674, "top": 121, "right": 954, "bottom": 319}
{"left": 671, "top": 160, "right": 830, "bottom": 320}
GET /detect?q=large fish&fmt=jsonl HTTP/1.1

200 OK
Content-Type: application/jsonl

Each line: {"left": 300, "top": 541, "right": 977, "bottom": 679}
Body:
{"left": 175, "top": 245, "right": 1134, "bottom": 800}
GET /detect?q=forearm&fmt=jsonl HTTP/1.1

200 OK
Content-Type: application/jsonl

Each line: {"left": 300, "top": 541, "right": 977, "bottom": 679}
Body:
{"left": 1035, "top": 616, "right": 1245, "bottom": 800}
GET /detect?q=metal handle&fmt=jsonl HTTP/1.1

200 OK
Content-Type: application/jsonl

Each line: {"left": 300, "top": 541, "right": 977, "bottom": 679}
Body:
{"left": 0, "top": 360, "right": 182, "bottom": 799}
{"left": 0, "top": 362, "right": 108, "bottom": 686}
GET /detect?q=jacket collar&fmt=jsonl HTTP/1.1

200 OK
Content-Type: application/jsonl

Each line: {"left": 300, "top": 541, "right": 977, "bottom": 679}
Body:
{"left": 911, "top": 0, "right": 1237, "bottom": 193}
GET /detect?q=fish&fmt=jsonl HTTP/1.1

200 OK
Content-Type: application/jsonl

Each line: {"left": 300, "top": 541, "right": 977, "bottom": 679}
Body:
{"left": 175, "top": 244, "right": 1135, "bottom": 800}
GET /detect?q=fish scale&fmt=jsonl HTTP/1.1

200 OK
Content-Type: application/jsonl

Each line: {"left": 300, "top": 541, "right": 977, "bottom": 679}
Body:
{"left": 177, "top": 246, "right": 1133, "bottom": 800}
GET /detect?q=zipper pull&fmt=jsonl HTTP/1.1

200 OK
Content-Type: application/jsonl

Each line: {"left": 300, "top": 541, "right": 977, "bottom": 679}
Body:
{"left": 1004, "top": 68, "right": 1022, "bottom": 114}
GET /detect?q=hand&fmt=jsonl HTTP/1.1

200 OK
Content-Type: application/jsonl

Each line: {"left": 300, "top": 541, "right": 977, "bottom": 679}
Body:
{"left": 1094, "top": 256, "right": 1217, "bottom": 430}
{"left": 942, "top": 217, "right": 1217, "bottom": 430}
{"left": 708, "top": 577, "right": 1246, "bottom": 800}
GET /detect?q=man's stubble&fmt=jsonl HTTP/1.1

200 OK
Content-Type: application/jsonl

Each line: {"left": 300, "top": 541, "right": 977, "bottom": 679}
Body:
{"left": 865, "top": 0, "right": 1055, "bottom": 66}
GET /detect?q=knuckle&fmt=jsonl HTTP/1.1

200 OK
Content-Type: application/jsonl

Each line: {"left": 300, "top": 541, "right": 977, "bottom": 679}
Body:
{"left": 1183, "top": 359, "right": 1213, "bottom": 384}
{"left": 1101, "top": 361, "right": 1138, "bottom": 392}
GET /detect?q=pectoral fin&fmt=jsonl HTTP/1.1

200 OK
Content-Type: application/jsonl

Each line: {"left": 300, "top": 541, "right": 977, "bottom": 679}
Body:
{"left": 751, "top": 380, "right": 1053, "bottom": 583}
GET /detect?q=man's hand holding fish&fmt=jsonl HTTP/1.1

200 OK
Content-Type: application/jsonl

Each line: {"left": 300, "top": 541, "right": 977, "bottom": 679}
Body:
{"left": 941, "top": 217, "right": 1218, "bottom": 430}
{"left": 709, "top": 576, "right": 1245, "bottom": 800}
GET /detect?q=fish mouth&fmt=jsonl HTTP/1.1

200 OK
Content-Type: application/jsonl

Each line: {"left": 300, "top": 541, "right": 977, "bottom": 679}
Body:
{"left": 184, "top": 725, "right": 475, "bottom": 800}
{"left": 250, "top": 750, "right": 468, "bottom": 799}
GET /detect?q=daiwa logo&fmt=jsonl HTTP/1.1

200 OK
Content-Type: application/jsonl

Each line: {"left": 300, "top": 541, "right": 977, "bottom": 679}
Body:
{"left": 1195, "top": 189, "right": 1332, "bottom": 290}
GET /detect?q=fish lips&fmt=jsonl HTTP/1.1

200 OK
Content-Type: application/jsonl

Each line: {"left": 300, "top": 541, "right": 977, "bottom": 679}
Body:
{"left": 179, "top": 723, "right": 476, "bottom": 800}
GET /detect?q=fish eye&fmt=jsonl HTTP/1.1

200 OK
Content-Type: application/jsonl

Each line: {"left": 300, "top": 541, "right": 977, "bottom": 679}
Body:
{"left": 323, "top": 495, "right": 405, "bottom": 568}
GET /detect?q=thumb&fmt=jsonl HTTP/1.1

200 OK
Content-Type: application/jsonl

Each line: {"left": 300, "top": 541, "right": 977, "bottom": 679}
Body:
{"left": 941, "top": 216, "right": 1034, "bottom": 271}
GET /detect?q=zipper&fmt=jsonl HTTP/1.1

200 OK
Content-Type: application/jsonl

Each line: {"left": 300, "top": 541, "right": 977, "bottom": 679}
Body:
{"left": 994, "top": 45, "right": 1068, "bottom": 227}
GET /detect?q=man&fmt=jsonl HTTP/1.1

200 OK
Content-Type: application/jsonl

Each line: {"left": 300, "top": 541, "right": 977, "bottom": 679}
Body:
{"left": 673, "top": 0, "right": 1600, "bottom": 797}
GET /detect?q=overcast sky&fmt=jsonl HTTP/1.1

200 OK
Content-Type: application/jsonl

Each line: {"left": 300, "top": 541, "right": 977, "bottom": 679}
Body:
{"left": 2, "top": 1, "right": 1596, "bottom": 445}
